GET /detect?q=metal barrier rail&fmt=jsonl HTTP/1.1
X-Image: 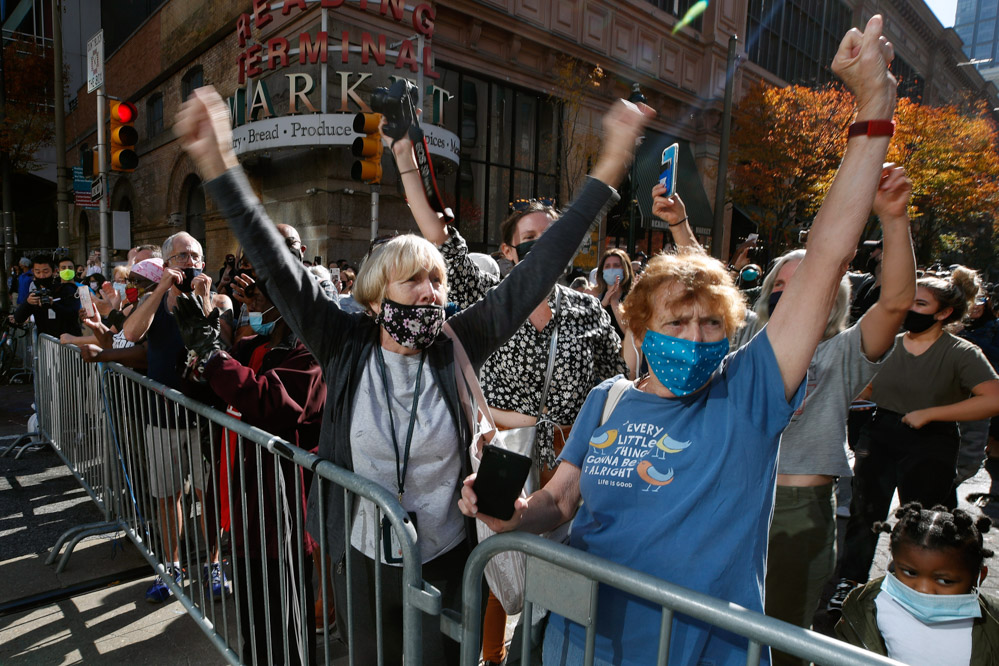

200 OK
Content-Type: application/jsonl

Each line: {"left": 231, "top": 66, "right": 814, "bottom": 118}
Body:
{"left": 29, "top": 334, "right": 435, "bottom": 665}
{"left": 459, "top": 532, "right": 904, "bottom": 666}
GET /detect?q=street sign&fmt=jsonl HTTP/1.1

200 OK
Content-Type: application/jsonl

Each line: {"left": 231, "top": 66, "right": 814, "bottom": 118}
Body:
{"left": 87, "top": 30, "right": 104, "bottom": 93}
{"left": 648, "top": 217, "right": 671, "bottom": 231}
{"left": 91, "top": 175, "right": 104, "bottom": 200}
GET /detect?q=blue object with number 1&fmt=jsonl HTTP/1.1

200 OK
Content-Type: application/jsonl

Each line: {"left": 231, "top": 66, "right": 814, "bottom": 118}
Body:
{"left": 659, "top": 143, "right": 678, "bottom": 197}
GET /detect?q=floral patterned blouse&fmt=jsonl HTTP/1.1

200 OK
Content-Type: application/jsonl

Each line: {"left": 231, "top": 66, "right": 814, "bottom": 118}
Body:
{"left": 440, "top": 229, "right": 627, "bottom": 468}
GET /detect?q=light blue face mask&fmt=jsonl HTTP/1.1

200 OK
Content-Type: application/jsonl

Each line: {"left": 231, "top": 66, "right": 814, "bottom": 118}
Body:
{"left": 881, "top": 571, "right": 982, "bottom": 623}
{"left": 113, "top": 283, "right": 127, "bottom": 298}
{"left": 248, "top": 306, "right": 280, "bottom": 336}
{"left": 602, "top": 267, "right": 624, "bottom": 286}
{"left": 642, "top": 329, "right": 729, "bottom": 396}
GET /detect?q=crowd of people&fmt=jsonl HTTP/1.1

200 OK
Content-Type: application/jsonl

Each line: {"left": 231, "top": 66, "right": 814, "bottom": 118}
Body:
{"left": 7, "top": 14, "right": 999, "bottom": 666}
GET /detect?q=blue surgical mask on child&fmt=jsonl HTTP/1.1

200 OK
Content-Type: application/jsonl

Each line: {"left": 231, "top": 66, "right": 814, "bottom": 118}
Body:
{"left": 881, "top": 572, "right": 982, "bottom": 623}
{"left": 602, "top": 268, "right": 624, "bottom": 286}
{"left": 248, "top": 306, "right": 280, "bottom": 336}
{"left": 641, "top": 329, "right": 729, "bottom": 396}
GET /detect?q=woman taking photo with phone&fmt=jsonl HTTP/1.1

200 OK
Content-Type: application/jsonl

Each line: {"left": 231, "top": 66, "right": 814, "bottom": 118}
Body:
{"left": 174, "top": 86, "right": 653, "bottom": 665}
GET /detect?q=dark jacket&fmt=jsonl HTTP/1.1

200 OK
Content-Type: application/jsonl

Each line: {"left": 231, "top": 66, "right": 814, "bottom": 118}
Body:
{"left": 206, "top": 332, "right": 326, "bottom": 558}
{"left": 835, "top": 576, "right": 999, "bottom": 665}
{"left": 205, "top": 167, "right": 618, "bottom": 563}
{"left": 14, "top": 280, "right": 81, "bottom": 337}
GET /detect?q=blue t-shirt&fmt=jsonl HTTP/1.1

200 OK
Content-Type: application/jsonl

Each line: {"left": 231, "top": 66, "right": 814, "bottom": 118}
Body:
{"left": 547, "top": 330, "right": 805, "bottom": 666}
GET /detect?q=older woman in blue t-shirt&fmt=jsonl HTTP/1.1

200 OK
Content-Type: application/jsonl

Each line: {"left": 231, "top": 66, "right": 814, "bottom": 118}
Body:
{"left": 459, "top": 16, "right": 900, "bottom": 666}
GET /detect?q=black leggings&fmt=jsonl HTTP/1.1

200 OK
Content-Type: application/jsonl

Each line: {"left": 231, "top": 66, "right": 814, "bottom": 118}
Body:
{"left": 839, "top": 409, "right": 958, "bottom": 583}
{"left": 333, "top": 542, "right": 469, "bottom": 666}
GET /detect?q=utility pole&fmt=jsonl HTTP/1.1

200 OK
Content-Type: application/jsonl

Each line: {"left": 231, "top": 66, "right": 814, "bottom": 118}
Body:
{"left": 53, "top": 0, "right": 69, "bottom": 250}
{"left": 0, "top": 34, "right": 13, "bottom": 311}
{"left": 712, "top": 35, "right": 738, "bottom": 260}
{"left": 97, "top": 87, "right": 108, "bottom": 275}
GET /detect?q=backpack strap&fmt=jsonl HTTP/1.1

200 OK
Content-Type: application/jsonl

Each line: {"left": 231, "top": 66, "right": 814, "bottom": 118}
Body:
{"left": 600, "top": 377, "right": 632, "bottom": 426}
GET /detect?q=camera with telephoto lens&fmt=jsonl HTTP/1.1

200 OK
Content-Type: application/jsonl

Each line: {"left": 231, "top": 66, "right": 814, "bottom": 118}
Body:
{"left": 35, "top": 287, "right": 53, "bottom": 307}
{"left": 370, "top": 79, "right": 419, "bottom": 140}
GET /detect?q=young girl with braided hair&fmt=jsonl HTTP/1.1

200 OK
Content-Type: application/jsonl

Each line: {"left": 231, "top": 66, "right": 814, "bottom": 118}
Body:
{"left": 836, "top": 502, "right": 999, "bottom": 664}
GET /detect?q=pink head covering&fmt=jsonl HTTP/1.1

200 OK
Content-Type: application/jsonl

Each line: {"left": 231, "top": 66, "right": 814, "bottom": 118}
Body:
{"left": 130, "top": 258, "right": 163, "bottom": 283}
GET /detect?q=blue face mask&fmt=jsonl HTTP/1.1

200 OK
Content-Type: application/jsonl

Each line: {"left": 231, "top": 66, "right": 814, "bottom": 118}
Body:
{"left": 642, "top": 329, "right": 729, "bottom": 396}
{"left": 248, "top": 306, "right": 280, "bottom": 336}
{"left": 602, "top": 268, "right": 624, "bottom": 286}
{"left": 881, "top": 572, "right": 982, "bottom": 624}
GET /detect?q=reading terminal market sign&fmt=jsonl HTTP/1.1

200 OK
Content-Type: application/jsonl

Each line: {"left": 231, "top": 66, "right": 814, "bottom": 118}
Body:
{"left": 228, "top": 0, "right": 459, "bottom": 165}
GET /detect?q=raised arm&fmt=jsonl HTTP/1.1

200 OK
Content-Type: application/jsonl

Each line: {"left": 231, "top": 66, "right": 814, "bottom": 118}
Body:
{"left": 448, "top": 100, "right": 655, "bottom": 368}
{"left": 766, "top": 15, "right": 897, "bottom": 400}
{"left": 651, "top": 186, "right": 703, "bottom": 252}
{"left": 122, "top": 270, "right": 178, "bottom": 343}
{"left": 858, "top": 165, "right": 915, "bottom": 359}
{"left": 174, "top": 87, "right": 347, "bottom": 366}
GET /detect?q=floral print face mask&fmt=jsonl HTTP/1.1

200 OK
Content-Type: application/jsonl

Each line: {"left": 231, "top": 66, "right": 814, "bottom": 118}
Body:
{"left": 375, "top": 298, "right": 445, "bottom": 350}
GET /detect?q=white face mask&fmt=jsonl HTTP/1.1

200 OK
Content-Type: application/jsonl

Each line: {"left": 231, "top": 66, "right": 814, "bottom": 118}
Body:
{"left": 881, "top": 572, "right": 982, "bottom": 623}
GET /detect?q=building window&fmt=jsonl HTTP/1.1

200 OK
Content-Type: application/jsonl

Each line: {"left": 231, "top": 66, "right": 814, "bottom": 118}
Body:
{"left": 645, "top": 0, "right": 704, "bottom": 31}
{"left": 434, "top": 66, "right": 560, "bottom": 252}
{"left": 745, "top": 0, "right": 852, "bottom": 86}
{"left": 147, "top": 93, "right": 163, "bottom": 137}
{"left": 181, "top": 66, "right": 203, "bottom": 101}
{"left": 892, "top": 56, "right": 925, "bottom": 103}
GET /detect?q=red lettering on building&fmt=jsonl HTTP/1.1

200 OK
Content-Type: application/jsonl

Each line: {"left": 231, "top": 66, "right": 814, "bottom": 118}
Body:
{"left": 299, "top": 32, "right": 329, "bottom": 65}
{"left": 246, "top": 44, "right": 264, "bottom": 78}
{"left": 381, "top": 0, "right": 404, "bottom": 21}
{"left": 268, "top": 37, "right": 289, "bottom": 69}
{"left": 394, "top": 39, "right": 418, "bottom": 72}
{"left": 341, "top": 31, "right": 350, "bottom": 64}
{"left": 360, "top": 32, "right": 386, "bottom": 66}
{"left": 282, "top": 0, "right": 306, "bottom": 15}
{"left": 423, "top": 45, "right": 440, "bottom": 79}
{"left": 237, "top": 13, "right": 251, "bottom": 47}
{"left": 237, "top": 51, "right": 249, "bottom": 84}
{"left": 320, "top": 0, "right": 346, "bottom": 6}
{"left": 252, "top": 0, "right": 272, "bottom": 29}
{"left": 413, "top": 4, "right": 435, "bottom": 37}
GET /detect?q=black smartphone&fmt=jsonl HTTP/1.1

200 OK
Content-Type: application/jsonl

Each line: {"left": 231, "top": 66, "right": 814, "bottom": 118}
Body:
{"left": 473, "top": 444, "right": 533, "bottom": 520}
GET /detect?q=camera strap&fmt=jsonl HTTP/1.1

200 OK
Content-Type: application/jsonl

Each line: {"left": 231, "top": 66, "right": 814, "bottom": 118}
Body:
{"left": 407, "top": 124, "right": 453, "bottom": 223}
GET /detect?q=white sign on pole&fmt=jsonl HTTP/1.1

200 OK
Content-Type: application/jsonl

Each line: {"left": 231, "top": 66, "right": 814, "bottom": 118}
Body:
{"left": 112, "top": 211, "right": 132, "bottom": 250}
{"left": 91, "top": 174, "right": 104, "bottom": 200}
{"left": 87, "top": 30, "right": 104, "bottom": 93}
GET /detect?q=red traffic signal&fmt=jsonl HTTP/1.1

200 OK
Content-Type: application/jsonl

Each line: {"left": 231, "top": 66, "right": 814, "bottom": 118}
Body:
{"left": 110, "top": 100, "right": 139, "bottom": 172}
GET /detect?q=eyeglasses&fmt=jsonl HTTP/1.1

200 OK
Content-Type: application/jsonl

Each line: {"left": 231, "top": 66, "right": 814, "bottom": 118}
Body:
{"left": 285, "top": 238, "right": 303, "bottom": 250}
{"left": 167, "top": 251, "right": 202, "bottom": 264}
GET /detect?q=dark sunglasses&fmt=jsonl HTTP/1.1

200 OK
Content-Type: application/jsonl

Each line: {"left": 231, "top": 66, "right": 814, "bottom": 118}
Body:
{"left": 510, "top": 197, "right": 556, "bottom": 212}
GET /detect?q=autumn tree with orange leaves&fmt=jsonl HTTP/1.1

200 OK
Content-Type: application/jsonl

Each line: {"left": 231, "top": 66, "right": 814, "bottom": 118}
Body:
{"left": 729, "top": 81, "right": 999, "bottom": 266}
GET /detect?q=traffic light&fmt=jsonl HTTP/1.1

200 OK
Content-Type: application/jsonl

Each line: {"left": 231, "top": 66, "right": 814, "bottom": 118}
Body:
{"left": 109, "top": 100, "right": 139, "bottom": 172}
{"left": 351, "top": 113, "right": 383, "bottom": 184}
{"left": 80, "top": 144, "right": 96, "bottom": 178}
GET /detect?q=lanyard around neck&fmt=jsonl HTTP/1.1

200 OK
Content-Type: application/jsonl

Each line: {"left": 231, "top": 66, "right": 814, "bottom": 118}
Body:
{"left": 375, "top": 346, "right": 426, "bottom": 501}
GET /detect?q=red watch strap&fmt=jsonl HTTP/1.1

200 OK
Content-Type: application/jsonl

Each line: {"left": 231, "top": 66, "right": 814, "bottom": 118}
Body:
{"left": 848, "top": 119, "right": 895, "bottom": 138}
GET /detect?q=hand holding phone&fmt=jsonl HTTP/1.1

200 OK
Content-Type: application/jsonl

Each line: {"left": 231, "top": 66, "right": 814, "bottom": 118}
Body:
{"left": 659, "top": 143, "right": 679, "bottom": 197}
{"left": 472, "top": 444, "right": 533, "bottom": 520}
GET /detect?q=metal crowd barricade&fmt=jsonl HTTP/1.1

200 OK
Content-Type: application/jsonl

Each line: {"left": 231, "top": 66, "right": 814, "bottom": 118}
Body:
{"left": 28, "top": 334, "right": 438, "bottom": 665}
{"left": 458, "top": 532, "right": 903, "bottom": 666}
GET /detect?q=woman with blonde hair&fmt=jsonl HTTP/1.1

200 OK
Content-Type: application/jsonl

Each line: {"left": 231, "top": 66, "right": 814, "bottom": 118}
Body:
{"left": 174, "top": 85, "right": 653, "bottom": 665}
{"left": 460, "top": 17, "right": 902, "bottom": 664}
{"left": 833, "top": 264, "right": 999, "bottom": 608}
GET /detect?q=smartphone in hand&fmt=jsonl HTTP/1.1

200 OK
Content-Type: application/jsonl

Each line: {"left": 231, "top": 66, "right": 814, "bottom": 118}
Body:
{"left": 473, "top": 444, "right": 533, "bottom": 520}
{"left": 659, "top": 143, "right": 679, "bottom": 197}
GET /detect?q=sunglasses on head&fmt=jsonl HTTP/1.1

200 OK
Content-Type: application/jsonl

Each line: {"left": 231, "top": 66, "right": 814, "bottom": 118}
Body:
{"left": 510, "top": 197, "right": 556, "bottom": 212}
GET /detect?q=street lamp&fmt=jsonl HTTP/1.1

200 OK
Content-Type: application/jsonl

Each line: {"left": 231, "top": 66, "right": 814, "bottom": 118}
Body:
{"left": 626, "top": 83, "right": 646, "bottom": 258}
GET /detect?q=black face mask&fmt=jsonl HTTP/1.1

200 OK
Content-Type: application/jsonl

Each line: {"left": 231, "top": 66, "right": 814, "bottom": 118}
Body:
{"left": 514, "top": 239, "right": 538, "bottom": 263}
{"left": 177, "top": 267, "right": 204, "bottom": 294}
{"left": 767, "top": 290, "right": 783, "bottom": 316}
{"left": 902, "top": 310, "right": 940, "bottom": 333}
{"left": 34, "top": 276, "right": 54, "bottom": 288}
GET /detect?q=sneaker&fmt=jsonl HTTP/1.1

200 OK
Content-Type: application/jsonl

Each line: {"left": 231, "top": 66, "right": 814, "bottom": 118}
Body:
{"left": 826, "top": 578, "right": 858, "bottom": 613}
{"left": 205, "top": 562, "right": 230, "bottom": 602}
{"left": 145, "top": 565, "right": 183, "bottom": 604}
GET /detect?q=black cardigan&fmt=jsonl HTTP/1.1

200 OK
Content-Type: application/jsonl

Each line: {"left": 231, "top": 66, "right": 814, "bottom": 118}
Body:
{"left": 205, "top": 166, "right": 618, "bottom": 562}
